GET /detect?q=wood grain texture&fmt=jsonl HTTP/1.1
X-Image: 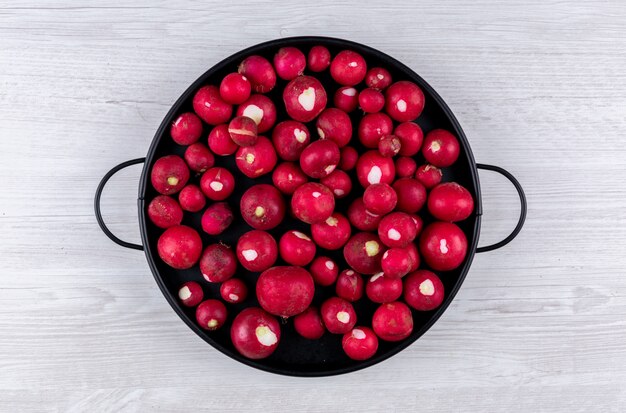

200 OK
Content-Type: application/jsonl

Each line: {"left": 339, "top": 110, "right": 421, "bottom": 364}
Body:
{"left": 1, "top": 0, "right": 625, "bottom": 411}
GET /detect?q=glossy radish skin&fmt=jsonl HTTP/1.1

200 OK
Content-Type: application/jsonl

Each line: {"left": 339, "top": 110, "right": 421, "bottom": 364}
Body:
{"left": 335, "top": 270, "right": 364, "bottom": 302}
{"left": 311, "top": 212, "right": 352, "bottom": 250}
{"left": 339, "top": 146, "right": 359, "bottom": 171}
{"left": 415, "top": 164, "right": 443, "bottom": 189}
{"left": 320, "top": 170, "right": 352, "bottom": 199}
{"left": 291, "top": 182, "right": 335, "bottom": 224}
{"left": 171, "top": 112, "right": 203, "bottom": 145}
{"left": 238, "top": 55, "right": 277, "bottom": 93}
{"left": 184, "top": 143, "right": 215, "bottom": 173}
{"left": 279, "top": 230, "right": 316, "bottom": 266}
{"left": 420, "top": 222, "right": 468, "bottom": 271}
{"left": 148, "top": 195, "right": 183, "bottom": 229}
{"left": 220, "top": 278, "right": 248, "bottom": 304}
{"left": 151, "top": 155, "right": 190, "bottom": 195}
{"left": 157, "top": 225, "right": 202, "bottom": 270}
{"left": 178, "top": 184, "right": 206, "bottom": 212}
{"left": 422, "top": 129, "right": 460, "bottom": 167}
{"left": 378, "top": 135, "right": 401, "bottom": 157}
{"left": 392, "top": 178, "right": 427, "bottom": 213}
{"left": 178, "top": 281, "right": 204, "bottom": 307}
{"left": 201, "top": 202, "right": 233, "bottom": 235}
{"left": 228, "top": 116, "right": 258, "bottom": 147}
{"left": 404, "top": 270, "right": 445, "bottom": 311}
{"left": 395, "top": 156, "right": 417, "bottom": 178}
{"left": 355, "top": 150, "right": 396, "bottom": 188}
{"left": 272, "top": 120, "right": 310, "bottom": 161}
{"left": 365, "top": 67, "right": 392, "bottom": 90}
{"left": 196, "top": 300, "right": 227, "bottom": 331}
{"left": 347, "top": 197, "right": 382, "bottom": 231}
{"left": 219, "top": 72, "right": 252, "bottom": 105}
{"left": 342, "top": 327, "right": 379, "bottom": 361}
{"left": 299, "top": 139, "right": 340, "bottom": 179}
{"left": 231, "top": 307, "right": 280, "bottom": 359}
{"left": 334, "top": 86, "right": 359, "bottom": 112}
{"left": 200, "top": 167, "right": 235, "bottom": 201}
{"left": 274, "top": 47, "right": 306, "bottom": 80}
{"left": 208, "top": 124, "right": 238, "bottom": 156}
{"left": 316, "top": 108, "right": 353, "bottom": 148}
{"left": 272, "top": 162, "right": 308, "bottom": 195}
{"left": 321, "top": 297, "right": 357, "bottom": 334}
{"left": 309, "top": 256, "right": 339, "bottom": 286}
{"left": 405, "top": 242, "right": 421, "bottom": 272}
{"left": 256, "top": 266, "right": 315, "bottom": 317}
{"left": 236, "top": 94, "right": 277, "bottom": 134}
{"left": 428, "top": 182, "right": 474, "bottom": 222}
{"left": 236, "top": 230, "right": 278, "bottom": 272}
{"left": 409, "top": 215, "right": 424, "bottom": 238}
{"left": 363, "top": 183, "right": 397, "bottom": 215}
{"left": 381, "top": 247, "right": 413, "bottom": 279}
{"left": 384, "top": 81, "right": 425, "bottom": 122}
{"left": 240, "top": 184, "right": 285, "bottom": 230}
{"left": 235, "top": 136, "right": 277, "bottom": 178}
{"left": 307, "top": 45, "right": 331, "bottom": 72}
{"left": 359, "top": 88, "right": 385, "bottom": 113}
{"left": 372, "top": 301, "right": 413, "bottom": 342}
{"left": 394, "top": 122, "right": 423, "bottom": 156}
{"left": 294, "top": 306, "right": 325, "bottom": 339}
{"left": 199, "top": 243, "right": 237, "bottom": 283}
{"left": 330, "top": 50, "right": 367, "bottom": 86}
{"left": 358, "top": 113, "right": 393, "bottom": 148}
{"left": 343, "top": 232, "right": 386, "bottom": 275}
{"left": 366, "top": 272, "right": 403, "bottom": 303}
{"left": 283, "top": 75, "right": 327, "bottom": 123}
{"left": 378, "top": 212, "right": 418, "bottom": 248}
{"left": 192, "top": 85, "right": 233, "bottom": 125}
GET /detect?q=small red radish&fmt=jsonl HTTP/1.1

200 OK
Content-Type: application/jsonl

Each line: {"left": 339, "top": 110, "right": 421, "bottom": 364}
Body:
{"left": 279, "top": 230, "right": 316, "bottom": 266}
{"left": 178, "top": 281, "right": 204, "bottom": 307}
{"left": 339, "top": 146, "right": 359, "bottom": 171}
{"left": 294, "top": 306, "right": 325, "bottom": 339}
{"left": 219, "top": 72, "right": 251, "bottom": 105}
{"left": 366, "top": 272, "right": 403, "bottom": 303}
{"left": 240, "top": 184, "right": 285, "bottom": 230}
{"left": 256, "top": 266, "right": 315, "bottom": 317}
{"left": 196, "top": 299, "right": 227, "bottom": 331}
{"left": 385, "top": 81, "right": 425, "bottom": 122}
{"left": 347, "top": 197, "right": 382, "bottom": 231}
{"left": 192, "top": 85, "right": 233, "bottom": 125}
{"left": 231, "top": 307, "right": 280, "bottom": 359}
{"left": 271, "top": 120, "right": 310, "bottom": 161}
{"left": 299, "top": 139, "right": 340, "bottom": 178}
{"left": 201, "top": 202, "right": 233, "bottom": 235}
{"left": 291, "top": 182, "right": 335, "bottom": 224}
{"left": 320, "top": 170, "right": 352, "bottom": 199}
{"left": 378, "top": 211, "right": 417, "bottom": 248}
{"left": 238, "top": 55, "right": 277, "bottom": 93}
{"left": 330, "top": 50, "right": 367, "bottom": 86}
{"left": 334, "top": 86, "right": 359, "bottom": 112}
{"left": 157, "top": 225, "right": 202, "bottom": 270}
{"left": 404, "top": 270, "right": 445, "bottom": 311}
{"left": 394, "top": 122, "right": 423, "bottom": 156}
{"left": 274, "top": 47, "right": 306, "bottom": 80}
{"left": 358, "top": 112, "right": 393, "bottom": 148}
{"left": 321, "top": 297, "right": 357, "bottom": 334}
{"left": 178, "top": 184, "right": 206, "bottom": 212}
{"left": 355, "top": 150, "right": 396, "bottom": 188}
{"left": 171, "top": 112, "right": 203, "bottom": 145}
{"left": 336, "top": 269, "right": 364, "bottom": 302}
{"left": 220, "top": 278, "right": 248, "bottom": 304}
{"left": 363, "top": 183, "right": 397, "bottom": 215}
{"left": 420, "top": 222, "right": 468, "bottom": 271}
{"left": 423, "top": 129, "right": 460, "bottom": 167}
{"left": 395, "top": 156, "right": 417, "bottom": 178}
{"left": 200, "top": 167, "right": 235, "bottom": 201}
{"left": 415, "top": 164, "right": 443, "bottom": 189}
{"left": 307, "top": 45, "right": 331, "bottom": 72}
{"left": 372, "top": 301, "right": 413, "bottom": 341}
{"left": 272, "top": 162, "right": 308, "bottom": 195}
{"left": 359, "top": 88, "right": 385, "bottom": 113}
{"left": 409, "top": 214, "right": 424, "bottom": 238}
{"left": 148, "top": 195, "right": 183, "bottom": 229}
{"left": 184, "top": 143, "right": 215, "bottom": 173}
{"left": 405, "top": 242, "right": 421, "bottom": 272}
{"left": 309, "top": 256, "right": 339, "bottom": 286}
{"left": 342, "top": 327, "right": 378, "bottom": 361}
{"left": 428, "top": 182, "right": 474, "bottom": 222}
{"left": 151, "top": 155, "right": 190, "bottom": 195}
{"left": 236, "top": 94, "right": 277, "bottom": 134}
{"left": 311, "top": 212, "right": 352, "bottom": 250}
{"left": 236, "top": 230, "right": 278, "bottom": 272}
{"left": 381, "top": 247, "right": 413, "bottom": 279}
{"left": 378, "top": 135, "right": 401, "bottom": 157}
{"left": 208, "top": 124, "right": 238, "bottom": 156}
{"left": 343, "top": 232, "right": 386, "bottom": 275}
{"left": 199, "top": 243, "right": 237, "bottom": 283}
{"left": 365, "top": 67, "right": 392, "bottom": 90}
{"left": 392, "top": 178, "right": 427, "bottom": 213}
{"left": 316, "top": 108, "right": 352, "bottom": 148}
{"left": 228, "top": 116, "right": 258, "bottom": 147}
{"left": 235, "top": 136, "right": 277, "bottom": 178}
{"left": 283, "top": 75, "right": 327, "bottom": 122}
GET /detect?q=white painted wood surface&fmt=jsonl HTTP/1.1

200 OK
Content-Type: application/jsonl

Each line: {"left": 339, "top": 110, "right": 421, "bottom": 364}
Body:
{"left": 1, "top": 0, "right": 625, "bottom": 411}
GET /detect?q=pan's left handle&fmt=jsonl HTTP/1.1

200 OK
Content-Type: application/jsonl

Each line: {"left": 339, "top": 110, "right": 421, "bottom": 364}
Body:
{"left": 94, "top": 158, "right": 146, "bottom": 251}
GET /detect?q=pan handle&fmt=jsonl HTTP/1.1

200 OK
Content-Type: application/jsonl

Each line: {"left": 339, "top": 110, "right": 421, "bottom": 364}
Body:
{"left": 476, "top": 163, "right": 527, "bottom": 253}
{"left": 94, "top": 158, "right": 146, "bottom": 251}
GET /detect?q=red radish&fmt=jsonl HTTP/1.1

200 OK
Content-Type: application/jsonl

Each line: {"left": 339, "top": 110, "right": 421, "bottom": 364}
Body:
{"left": 392, "top": 178, "right": 427, "bottom": 213}
{"left": 372, "top": 301, "right": 413, "bottom": 341}
{"left": 283, "top": 75, "right": 327, "bottom": 122}
{"left": 378, "top": 135, "right": 401, "bottom": 157}
{"left": 339, "top": 146, "right": 359, "bottom": 171}
{"left": 342, "top": 327, "right": 378, "bottom": 361}
{"left": 178, "top": 184, "right": 206, "bottom": 212}
{"left": 381, "top": 247, "right": 413, "bottom": 279}
{"left": 184, "top": 143, "right": 215, "bottom": 173}
{"left": 195, "top": 299, "right": 227, "bottom": 331}
{"left": 171, "top": 112, "right": 203, "bottom": 145}
{"left": 320, "top": 170, "right": 352, "bottom": 199}
{"left": 151, "top": 155, "right": 190, "bottom": 195}
{"left": 200, "top": 167, "right": 235, "bottom": 201}
{"left": 299, "top": 139, "right": 340, "bottom": 178}
{"left": 208, "top": 124, "right": 238, "bottom": 156}
{"left": 321, "top": 297, "right": 357, "bottom": 334}
{"left": 236, "top": 94, "right": 277, "bottom": 134}
{"left": 358, "top": 113, "right": 393, "bottom": 148}
{"left": 420, "top": 222, "right": 468, "bottom": 271}
{"left": 409, "top": 214, "right": 424, "bottom": 238}
{"left": 178, "top": 281, "right": 204, "bottom": 307}
{"left": 395, "top": 156, "right": 417, "bottom": 178}
{"left": 415, "top": 164, "right": 443, "bottom": 189}
{"left": 365, "top": 67, "right": 392, "bottom": 90}
{"left": 330, "top": 50, "right": 367, "bottom": 86}
{"left": 359, "top": 88, "right": 385, "bottom": 113}
{"left": 366, "top": 272, "right": 403, "bottom": 303}
{"left": 405, "top": 242, "right": 421, "bottom": 272}
{"left": 240, "top": 184, "right": 285, "bottom": 230}
{"left": 355, "top": 150, "right": 396, "bottom": 188}
{"left": 291, "top": 182, "right": 335, "bottom": 224}
{"left": 256, "top": 266, "right": 315, "bottom": 317}
{"left": 272, "top": 162, "right": 308, "bottom": 195}
{"left": 235, "top": 136, "right": 277, "bottom": 178}
{"left": 228, "top": 116, "right": 258, "bottom": 147}
{"left": 294, "top": 306, "right": 325, "bottom": 339}
{"left": 279, "top": 230, "right": 316, "bottom": 266}
{"left": 157, "top": 225, "right": 202, "bottom": 269}
{"left": 385, "top": 81, "right": 425, "bottom": 122}
{"left": 333, "top": 88, "right": 358, "bottom": 114}
{"left": 336, "top": 269, "right": 364, "bottom": 302}
{"left": 148, "top": 195, "right": 183, "bottom": 229}
{"left": 423, "top": 129, "right": 460, "bottom": 167}
{"left": 394, "top": 122, "right": 423, "bottom": 156}
{"left": 201, "top": 202, "right": 233, "bottom": 235}
{"left": 311, "top": 212, "right": 352, "bottom": 250}
{"left": 343, "top": 232, "right": 386, "bottom": 274}
{"left": 363, "top": 183, "right": 397, "bottom": 215}
{"left": 220, "top": 278, "right": 248, "bottom": 304}
{"left": 238, "top": 55, "right": 277, "bottom": 93}
{"left": 199, "top": 243, "right": 237, "bottom": 283}
{"left": 347, "top": 197, "right": 382, "bottom": 231}
{"left": 231, "top": 307, "right": 280, "bottom": 359}
{"left": 316, "top": 108, "right": 352, "bottom": 148}
{"left": 219, "top": 72, "right": 251, "bottom": 105}
{"left": 404, "top": 270, "right": 445, "bottom": 311}
{"left": 192, "top": 85, "right": 233, "bottom": 125}
{"left": 272, "top": 120, "right": 310, "bottom": 161}
{"left": 309, "top": 256, "right": 339, "bottom": 286}
{"left": 378, "top": 211, "right": 417, "bottom": 248}
{"left": 236, "top": 230, "right": 278, "bottom": 272}
{"left": 428, "top": 182, "right": 474, "bottom": 222}
{"left": 307, "top": 45, "right": 331, "bottom": 72}
{"left": 274, "top": 47, "right": 306, "bottom": 80}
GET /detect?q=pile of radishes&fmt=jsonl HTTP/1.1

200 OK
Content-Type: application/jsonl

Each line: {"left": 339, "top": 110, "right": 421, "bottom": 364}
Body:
{"left": 149, "top": 45, "right": 474, "bottom": 362}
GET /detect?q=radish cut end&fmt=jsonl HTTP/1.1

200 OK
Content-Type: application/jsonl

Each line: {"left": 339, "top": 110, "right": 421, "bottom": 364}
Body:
{"left": 255, "top": 325, "right": 278, "bottom": 346}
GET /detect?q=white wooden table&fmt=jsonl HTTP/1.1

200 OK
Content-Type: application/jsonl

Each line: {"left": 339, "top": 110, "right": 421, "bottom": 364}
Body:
{"left": 2, "top": 1, "right": 625, "bottom": 411}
